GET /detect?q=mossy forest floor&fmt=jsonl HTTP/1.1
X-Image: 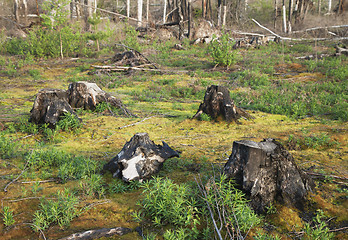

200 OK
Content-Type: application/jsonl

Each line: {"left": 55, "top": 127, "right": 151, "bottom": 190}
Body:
{"left": 0, "top": 39, "right": 347, "bottom": 239}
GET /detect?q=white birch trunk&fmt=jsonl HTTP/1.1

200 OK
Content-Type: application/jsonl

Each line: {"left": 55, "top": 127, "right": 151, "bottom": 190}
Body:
{"left": 146, "top": 0, "right": 149, "bottom": 22}
{"left": 94, "top": 0, "right": 97, "bottom": 14}
{"left": 217, "top": 4, "right": 222, "bottom": 26}
{"left": 328, "top": 0, "right": 332, "bottom": 12}
{"left": 163, "top": 0, "right": 167, "bottom": 23}
{"left": 127, "top": 0, "right": 130, "bottom": 17}
{"left": 222, "top": 5, "right": 227, "bottom": 26}
{"left": 282, "top": 3, "right": 287, "bottom": 33}
{"left": 137, "top": 0, "right": 143, "bottom": 27}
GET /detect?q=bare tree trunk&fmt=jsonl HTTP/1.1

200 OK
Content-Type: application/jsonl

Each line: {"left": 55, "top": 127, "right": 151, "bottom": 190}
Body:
{"left": 94, "top": 0, "right": 97, "bottom": 14}
{"left": 127, "top": 0, "right": 130, "bottom": 17}
{"left": 288, "top": 0, "right": 293, "bottom": 33}
{"left": 318, "top": 0, "right": 321, "bottom": 15}
{"left": 188, "top": 0, "right": 192, "bottom": 39}
{"left": 178, "top": 0, "right": 184, "bottom": 39}
{"left": 202, "top": 0, "right": 207, "bottom": 18}
{"left": 282, "top": 0, "right": 287, "bottom": 33}
{"left": 222, "top": 0, "right": 227, "bottom": 26}
{"left": 14, "top": 0, "right": 19, "bottom": 23}
{"left": 137, "top": 0, "right": 143, "bottom": 27}
{"left": 328, "top": 0, "right": 332, "bottom": 12}
{"left": 274, "top": 0, "right": 278, "bottom": 28}
{"left": 70, "top": 1, "right": 74, "bottom": 20}
{"left": 217, "top": 0, "right": 222, "bottom": 26}
{"left": 36, "top": 0, "right": 40, "bottom": 16}
{"left": 84, "top": 0, "right": 91, "bottom": 31}
{"left": 163, "top": 0, "right": 167, "bottom": 23}
{"left": 23, "top": 0, "right": 28, "bottom": 25}
{"left": 146, "top": 0, "right": 149, "bottom": 22}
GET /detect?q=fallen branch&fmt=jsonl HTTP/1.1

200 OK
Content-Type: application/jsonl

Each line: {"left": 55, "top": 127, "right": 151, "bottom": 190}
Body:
{"left": 58, "top": 227, "right": 132, "bottom": 240}
{"left": 295, "top": 54, "right": 331, "bottom": 60}
{"left": 5, "top": 197, "right": 56, "bottom": 202}
{"left": 119, "top": 116, "right": 154, "bottom": 129}
{"left": 4, "top": 152, "right": 31, "bottom": 192}
{"left": 291, "top": 25, "right": 348, "bottom": 34}
{"left": 304, "top": 171, "right": 348, "bottom": 182}
{"left": 251, "top": 19, "right": 348, "bottom": 42}
{"left": 74, "top": 2, "right": 143, "bottom": 24}
{"left": 20, "top": 179, "right": 56, "bottom": 184}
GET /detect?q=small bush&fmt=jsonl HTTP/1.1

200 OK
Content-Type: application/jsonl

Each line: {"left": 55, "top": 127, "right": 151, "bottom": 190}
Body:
{"left": 139, "top": 177, "right": 200, "bottom": 234}
{"left": 33, "top": 188, "right": 80, "bottom": 231}
{"left": 109, "top": 178, "right": 141, "bottom": 193}
{"left": 2, "top": 206, "right": 15, "bottom": 227}
{"left": 57, "top": 112, "right": 81, "bottom": 131}
{"left": 58, "top": 156, "right": 100, "bottom": 182}
{"left": 79, "top": 174, "right": 105, "bottom": 198}
{"left": 208, "top": 34, "right": 237, "bottom": 67}
{"left": 303, "top": 210, "right": 334, "bottom": 240}
{"left": 0, "top": 134, "right": 21, "bottom": 159}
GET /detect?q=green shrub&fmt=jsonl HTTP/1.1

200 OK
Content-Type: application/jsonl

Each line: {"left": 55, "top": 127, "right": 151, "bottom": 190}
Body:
{"left": 202, "top": 174, "right": 261, "bottom": 233}
{"left": 2, "top": 206, "right": 15, "bottom": 227}
{"left": 109, "top": 178, "right": 141, "bottom": 193}
{"left": 58, "top": 156, "right": 100, "bottom": 182}
{"left": 0, "top": 134, "right": 21, "bottom": 159}
{"left": 26, "top": 148, "right": 71, "bottom": 169}
{"left": 208, "top": 34, "right": 237, "bottom": 67}
{"left": 139, "top": 177, "right": 200, "bottom": 235}
{"left": 28, "top": 69, "right": 41, "bottom": 80}
{"left": 303, "top": 210, "right": 334, "bottom": 240}
{"left": 32, "top": 188, "right": 80, "bottom": 231}
{"left": 57, "top": 112, "right": 81, "bottom": 131}
{"left": 79, "top": 174, "right": 105, "bottom": 198}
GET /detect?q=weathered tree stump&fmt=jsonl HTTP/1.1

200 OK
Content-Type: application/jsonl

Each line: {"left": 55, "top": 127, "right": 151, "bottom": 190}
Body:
{"left": 103, "top": 133, "right": 179, "bottom": 182}
{"left": 223, "top": 138, "right": 314, "bottom": 213}
{"left": 67, "top": 81, "right": 133, "bottom": 117}
{"left": 193, "top": 85, "right": 252, "bottom": 122}
{"left": 29, "top": 89, "right": 78, "bottom": 126}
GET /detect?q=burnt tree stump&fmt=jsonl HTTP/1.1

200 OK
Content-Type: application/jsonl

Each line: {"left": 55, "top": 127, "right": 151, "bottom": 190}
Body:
{"left": 29, "top": 89, "right": 78, "bottom": 127}
{"left": 193, "top": 85, "right": 252, "bottom": 122}
{"left": 103, "top": 133, "right": 179, "bottom": 182}
{"left": 223, "top": 138, "right": 314, "bottom": 213}
{"left": 67, "top": 81, "right": 133, "bottom": 117}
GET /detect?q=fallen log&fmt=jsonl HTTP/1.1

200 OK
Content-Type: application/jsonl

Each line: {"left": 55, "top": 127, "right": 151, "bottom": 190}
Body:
{"left": 58, "top": 227, "right": 132, "bottom": 240}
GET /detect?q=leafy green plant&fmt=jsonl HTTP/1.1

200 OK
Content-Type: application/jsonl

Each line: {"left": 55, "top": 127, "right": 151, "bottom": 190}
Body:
{"left": 79, "top": 174, "right": 105, "bottom": 198}
{"left": 302, "top": 210, "right": 334, "bottom": 240}
{"left": 109, "top": 178, "right": 141, "bottom": 193}
{"left": 0, "top": 134, "right": 21, "bottom": 159}
{"left": 201, "top": 174, "right": 261, "bottom": 234}
{"left": 139, "top": 177, "right": 200, "bottom": 237}
{"left": 2, "top": 206, "right": 15, "bottom": 227}
{"left": 31, "top": 181, "right": 43, "bottom": 195}
{"left": 208, "top": 33, "right": 237, "bottom": 67}
{"left": 58, "top": 156, "right": 100, "bottom": 182}
{"left": 253, "top": 231, "right": 281, "bottom": 240}
{"left": 199, "top": 113, "right": 211, "bottom": 121}
{"left": 57, "top": 112, "right": 81, "bottom": 131}
{"left": 28, "top": 69, "right": 41, "bottom": 80}
{"left": 32, "top": 188, "right": 80, "bottom": 231}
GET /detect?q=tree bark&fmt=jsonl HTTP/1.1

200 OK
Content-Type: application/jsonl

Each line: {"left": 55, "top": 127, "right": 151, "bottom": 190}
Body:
{"left": 282, "top": 0, "right": 287, "bottom": 33}
{"left": 84, "top": 0, "right": 91, "bottom": 31}
{"left": 328, "top": 0, "right": 332, "bottom": 12}
{"left": 288, "top": 0, "right": 293, "bottom": 33}
{"left": 188, "top": 0, "right": 192, "bottom": 39}
{"left": 127, "top": 0, "right": 130, "bottom": 17}
{"left": 163, "top": 0, "right": 167, "bottom": 23}
{"left": 137, "top": 0, "right": 143, "bottom": 27}
{"left": 14, "top": 0, "right": 19, "bottom": 23}
{"left": 222, "top": 0, "right": 227, "bottom": 26}
{"left": 217, "top": 0, "right": 222, "bottom": 27}
{"left": 146, "top": 0, "right": 149, "bottom": 22}
{"left": 274, "top": 0, "right": 278, "bottom": 29}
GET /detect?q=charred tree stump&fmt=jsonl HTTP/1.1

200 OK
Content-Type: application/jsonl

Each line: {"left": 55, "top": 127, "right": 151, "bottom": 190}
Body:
{"left": 103, "top": 133, "right": 179, "bottom": 182}
{"left": 67, "top": 81, "right": 133, "bottom": 117}
{"left": 29, "top": 89, "right": 78, "bottom": 127}
{"left": 193, "top": 85, "right": 252, "bottom": 122}
{"left": 223, "top": 138, "right": 314, "bottom": 213}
